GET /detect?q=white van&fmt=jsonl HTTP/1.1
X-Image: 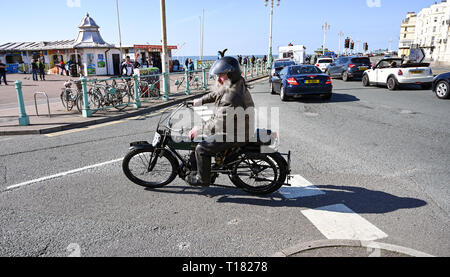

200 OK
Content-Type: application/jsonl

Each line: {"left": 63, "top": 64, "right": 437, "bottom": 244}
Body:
{"left": 278, "top": 45, "right": 306, "bottom": 64}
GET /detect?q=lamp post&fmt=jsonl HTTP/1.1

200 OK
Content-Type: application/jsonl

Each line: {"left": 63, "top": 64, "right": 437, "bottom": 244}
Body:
{"left": 265, "top": 0, "right": 280, "bottom": 68}
{"left": 160, "top": 0, "right": 170, "bottom": 100}
{"left": 338, "top": 30, "right": 344, "bottom": 56}
{"left": 116, "top": 0, "right": 123, "bottom": 60}
{"left": 322, "top": 21, "right": 331, "bottom": 56}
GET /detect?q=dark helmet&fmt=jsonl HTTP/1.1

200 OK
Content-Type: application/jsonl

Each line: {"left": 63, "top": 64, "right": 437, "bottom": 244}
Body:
{"left": 209, "top": 56, "right": 242, "bottom": 83}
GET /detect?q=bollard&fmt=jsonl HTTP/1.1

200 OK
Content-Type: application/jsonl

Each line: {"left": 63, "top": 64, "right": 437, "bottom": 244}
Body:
{"left": 202, "top": 68, "right": 207, "bottom": 91}
{"left": 185, "top": 70, "right": 191, "bottom": 95}
{"left": 81, "top": 77, "right": 92, "bottom": 118}
{"left": 244, "top": 64, "right": 248, "bottom": 80}
{"left": 15, "top": 81, "right": 30, "bottom": 126}
{"left": 251, "top": 63, "right": 254, "bottom": 78}
{"left": 133, "top": 74, "right": 141, "bottom": 108}
{"left": 163, "top": 72, "right": 169, "bottom": 101}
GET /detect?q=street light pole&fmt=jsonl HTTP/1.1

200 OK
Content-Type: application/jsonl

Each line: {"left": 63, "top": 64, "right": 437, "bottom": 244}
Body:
{"left": 322, "top": 21, "right": 331, "bottom": 56}
{"left": 116, "top": 0, "right": 123, "bottom": 60}
{"left": 265, "top": 0, "right": 280, "bottom": 68}
{"left": 160, "top": 0, "right": 170, "bottom": 99}
{"left": 338, "top": 30, "right": 344, "bottom": 56}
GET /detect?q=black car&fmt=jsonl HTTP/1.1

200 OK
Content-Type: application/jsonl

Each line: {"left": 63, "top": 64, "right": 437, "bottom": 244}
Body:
{"left": 269, "top": 59, "right": 296, "bottom": 83}
{"left": 270, "top": 65, "right": 332, "bottom": 101}
{"left": 326, "top": 56, "right": 371, "bottom": 81}
{"left": 432, "top": 72, "right": 450, "bottom": 99}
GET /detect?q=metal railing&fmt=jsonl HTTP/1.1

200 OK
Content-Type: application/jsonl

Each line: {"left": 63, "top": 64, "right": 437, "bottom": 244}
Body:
{"left": 12, "top": 62, "right": 270, "bottom": 124}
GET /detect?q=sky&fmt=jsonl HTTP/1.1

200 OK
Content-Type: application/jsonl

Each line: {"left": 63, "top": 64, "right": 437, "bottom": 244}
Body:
{"left": 0, "top": 0, "right": 440, "bottom": 56}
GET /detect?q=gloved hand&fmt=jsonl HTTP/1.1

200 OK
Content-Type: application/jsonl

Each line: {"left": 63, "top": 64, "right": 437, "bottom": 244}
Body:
{"left": 189, "top": 126, "right": 200, "bottom": 140}
{"left": 193, "top": 99, "right": 202, "bottom": 107}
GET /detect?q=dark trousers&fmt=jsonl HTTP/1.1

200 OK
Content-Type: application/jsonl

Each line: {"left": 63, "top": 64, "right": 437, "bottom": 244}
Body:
{"left": 0, "top": 71, "right": 6, "bottom": 85}
{"left": 32, "top": 69, "right": 38, "bottom": 81}
{"left": 195, "top": 136, "right": 246, "bottom": 184}
{"left": 39, "top": 69, "right": 45, "bottom": 80}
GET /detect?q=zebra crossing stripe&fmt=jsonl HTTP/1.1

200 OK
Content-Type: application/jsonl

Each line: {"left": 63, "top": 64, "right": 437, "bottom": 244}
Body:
{"left": 301, "top": 204, "right": 388, "bottom": 241}
{"left": 278, "top": 175, "right": 325, "bottom": 199}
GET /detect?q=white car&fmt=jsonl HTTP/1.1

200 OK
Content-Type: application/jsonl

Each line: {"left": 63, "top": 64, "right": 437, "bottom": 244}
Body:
{"left": 362, "top": 58, "right": 434, "bottom": 90}
{"left": 315, "top": 58, "right": 334, "bottom": 73}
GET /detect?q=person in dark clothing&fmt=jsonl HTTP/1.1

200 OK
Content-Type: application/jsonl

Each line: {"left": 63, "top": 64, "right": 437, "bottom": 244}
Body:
{"left": 38, "top": 58, "right": 46, "bottom": 81}
{"left": 31, "top": 59, "right": 39, "bottom": 81}
{"left": 187, "top": 57, "right": 255, "bottom": 187}
{"left": 0, "top": 60, "right": 7, "bottom": 85}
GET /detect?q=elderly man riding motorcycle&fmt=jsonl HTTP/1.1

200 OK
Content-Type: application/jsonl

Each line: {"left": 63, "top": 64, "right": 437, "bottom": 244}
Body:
{"left": 187, "top": 56, "right": 255, "bottom": 187}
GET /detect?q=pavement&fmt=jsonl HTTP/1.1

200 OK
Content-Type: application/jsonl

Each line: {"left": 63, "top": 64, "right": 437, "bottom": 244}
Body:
{"left": 0, "top": 72, "right": 268, "bottom": 136}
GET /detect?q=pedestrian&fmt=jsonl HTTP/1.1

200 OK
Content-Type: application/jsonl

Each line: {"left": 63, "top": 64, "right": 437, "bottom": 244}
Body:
{"left": 121, "top": 56, "right": 134, "bottom": 77}
{"left": 187, "top": 59, "right": 195, "bottom": 81}
{"left": 38, "top": 58, "right": 46, "bottom": 81}
{"left": 31, "top": 59, "right": 39, "bottom": 81}
{"left": 237, "top": 55, "right": 242, "bottom": 65}
{"left": 59, "top": 60, "right": 67, "bottom": 75}
{"left": 0, "top": 59, "right": 7, "bottom": 85}
{"left": 251, "top": 55, "right": 256, "bottom": 66}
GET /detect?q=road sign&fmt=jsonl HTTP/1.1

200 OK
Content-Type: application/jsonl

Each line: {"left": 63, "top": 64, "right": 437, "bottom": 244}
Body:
{"left": 409, "top": 48, "right": 425, "bottom": 63}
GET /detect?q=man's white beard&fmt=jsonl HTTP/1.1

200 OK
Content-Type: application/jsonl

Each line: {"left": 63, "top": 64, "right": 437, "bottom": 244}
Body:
{"left": 215, "top": 78, "right": 232, "bottom": 89}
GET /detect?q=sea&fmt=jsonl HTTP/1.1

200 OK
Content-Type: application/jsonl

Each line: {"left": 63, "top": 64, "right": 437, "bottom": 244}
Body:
{"left": 174, "top": 55, "right": 279, "bottom": 65}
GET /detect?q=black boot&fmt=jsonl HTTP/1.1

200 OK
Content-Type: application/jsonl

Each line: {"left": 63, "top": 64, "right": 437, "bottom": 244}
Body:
{"left": 186, "top": 174, "right": 210, "bottom": 187}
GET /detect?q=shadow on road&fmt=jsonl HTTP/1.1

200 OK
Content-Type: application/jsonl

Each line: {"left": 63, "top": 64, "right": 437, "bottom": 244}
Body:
{"left": 148, "top": 184, "right": 427, "bottom": 214}
{"left": 288, "top": 93, "right": 360, "bottom": 104}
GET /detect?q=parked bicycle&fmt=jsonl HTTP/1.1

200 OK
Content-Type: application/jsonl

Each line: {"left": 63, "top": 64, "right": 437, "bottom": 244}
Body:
{"left": 60, "top": 80, "right": 82, "bottom": 112}
{"left": 175, "top": 71, "right": 201, "bottom": 91}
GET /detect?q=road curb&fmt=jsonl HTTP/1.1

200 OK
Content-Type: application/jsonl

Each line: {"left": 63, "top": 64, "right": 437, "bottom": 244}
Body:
{"left": 272, "top": 239, "right": 435, "bottom": 257}
{"left": 0, "top": 76, "right": 269, "bottom": 136}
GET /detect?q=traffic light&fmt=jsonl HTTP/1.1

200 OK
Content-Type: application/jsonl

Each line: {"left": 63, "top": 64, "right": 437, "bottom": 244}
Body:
{"left": 363, "top": 42, "right": 369, "bottom": 52}
{"left": 345, "top": 38, "right": 350, "bottom": 49}
{"left": 351, "top": 41, "right": 355, "bottom": 50}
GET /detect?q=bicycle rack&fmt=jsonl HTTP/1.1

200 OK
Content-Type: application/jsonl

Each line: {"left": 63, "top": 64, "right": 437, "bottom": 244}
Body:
{"left": 34, "top": 92, "right": 51, "bottom": 118}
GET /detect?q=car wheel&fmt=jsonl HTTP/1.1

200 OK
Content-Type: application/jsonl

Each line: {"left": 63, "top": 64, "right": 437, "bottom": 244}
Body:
{"left": 320, "top": 93, "right": 332, "bottom": 101}
{"left": 420, "top": 83, "right": 432, "bottom": 90}
{"left": 387, "top": 77, "right": 398, "bottom": 91}
{"left": 280, "top": 86, "right": 288, "bottom": 102}
{"left": 435, "top": 80, "right": 450, "bottom": 99}
{"left": 270, "top": 82, "right": 276, "bottom": 95}
{"left": 362, "top": 75, "right": 370, "bottom": 87}
{"left": 342, "top": 71, "right": 349, "bottom": 82}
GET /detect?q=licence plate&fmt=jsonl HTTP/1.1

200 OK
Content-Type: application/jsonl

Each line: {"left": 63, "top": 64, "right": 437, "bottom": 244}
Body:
{"left": 305, "top": 80, "right": 320, "bottom": 84}
{"left": 410, "top": 70, "right": 424, "bottom": 74}
{"left": 358, "top": 66, "right": 368, "bottom": 71}
{"left": 152, "top": 133, "right": 161, "bottom": 147}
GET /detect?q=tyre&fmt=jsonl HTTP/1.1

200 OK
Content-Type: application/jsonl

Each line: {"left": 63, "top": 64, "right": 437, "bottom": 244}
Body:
{"left": 320, "top": 93, "right": 332, "bottom": 100}
{"left": 230, "top": 152, "right": 286, "bottom": 196}
{"left": 270, "top": 82, "right": 276, "bottom": 95}
{"left": 342, "top": 71, "right": 350, "bottom": 82}
{"left": 435, "top": 80, "right": 450, "bottom": 99}
{"left": 77, "top": 89, "right": 101, "bottom": 114}
{"left": 122, "top": 149, "right": 179, "bottom": 188}
{"left": 387, "top": 77, "right": 398, "bottom": 91}
{"left": 113, "top": 88, "right": 131, "bottom": 111}
{"left": 280, "top": 86, "right": 288, "bottom": 102}
{"left": 420, "top": 83, "right": 432, "bottom": 90}
{"left": 362, "top": 75, "right": 370, "bottom": 87}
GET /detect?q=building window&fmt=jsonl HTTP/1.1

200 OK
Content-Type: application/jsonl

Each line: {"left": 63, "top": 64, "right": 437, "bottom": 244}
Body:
{"left": 431, "top": 36, "right": 435, "bottom": 46}
{"left": 433, "top": 26, "right": 436, "bottom": 32}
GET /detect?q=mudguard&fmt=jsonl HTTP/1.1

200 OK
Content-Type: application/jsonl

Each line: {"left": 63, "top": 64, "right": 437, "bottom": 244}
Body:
{"left": 129, "top": 141, "right": 153, "bottom": 151}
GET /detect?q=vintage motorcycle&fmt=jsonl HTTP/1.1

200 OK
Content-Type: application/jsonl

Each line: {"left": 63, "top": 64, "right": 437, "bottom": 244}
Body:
{"left": 122, "top": 101, "right": 292, "bottom": 195}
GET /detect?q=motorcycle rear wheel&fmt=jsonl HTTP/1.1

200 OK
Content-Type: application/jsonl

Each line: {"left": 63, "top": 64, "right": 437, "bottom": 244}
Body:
{"left": 230, "top": 152, "right": 286, "bottom": 195}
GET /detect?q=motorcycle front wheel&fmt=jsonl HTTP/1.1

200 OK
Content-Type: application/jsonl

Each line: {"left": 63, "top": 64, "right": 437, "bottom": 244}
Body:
{"left": 122, "top": 149, "right": 179, "bottom": 188}
{"left": 230, "top": 152, "right": 286, "bottom": 195}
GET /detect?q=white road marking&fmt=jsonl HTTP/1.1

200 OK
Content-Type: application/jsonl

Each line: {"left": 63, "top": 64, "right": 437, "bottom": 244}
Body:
{"left": 278, "top": 175, "right": 325, "bottom": 199}
{"left": 5, "top": 158, "right": 123, "bottom": 191}
{"left": 301, "top": 204, "right": 388, "bottom": 241}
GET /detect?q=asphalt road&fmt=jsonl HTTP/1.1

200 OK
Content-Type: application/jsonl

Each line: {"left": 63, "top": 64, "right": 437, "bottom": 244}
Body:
{"left": 0, "top": 77, "right": 449, "bottom": 257}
